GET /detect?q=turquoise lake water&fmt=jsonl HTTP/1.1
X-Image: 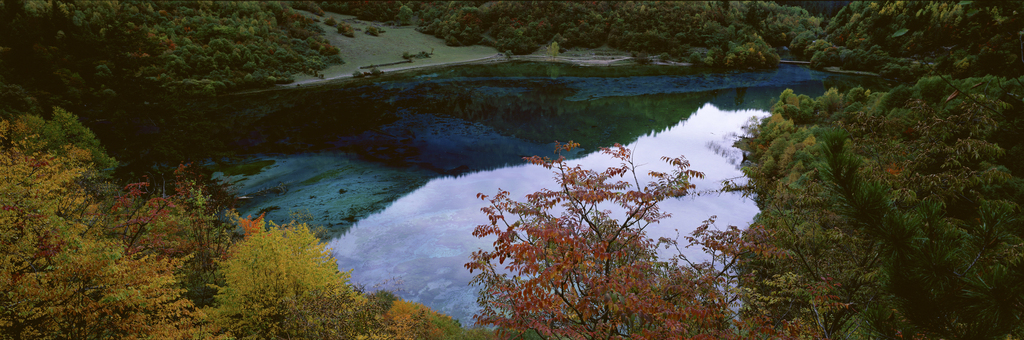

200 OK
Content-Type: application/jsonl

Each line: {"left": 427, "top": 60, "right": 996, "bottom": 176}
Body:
{"left": 201, "top": 62, "right": 890, "bottom": 323}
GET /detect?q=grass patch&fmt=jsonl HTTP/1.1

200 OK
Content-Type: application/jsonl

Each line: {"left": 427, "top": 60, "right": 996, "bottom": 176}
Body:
{"left": 301, "top": 169, "right": 344, "bottom": 185}
{"left": 288, "top": 11, "right": 497, "bottom": 84}
{"left": 213, "top": 160, "right": 277, "bottom": 177}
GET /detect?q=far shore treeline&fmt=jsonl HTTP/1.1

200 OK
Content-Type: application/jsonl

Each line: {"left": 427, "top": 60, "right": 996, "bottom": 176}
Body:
{"left": 2, "top": 1, "right": 1024, "bottom": 339}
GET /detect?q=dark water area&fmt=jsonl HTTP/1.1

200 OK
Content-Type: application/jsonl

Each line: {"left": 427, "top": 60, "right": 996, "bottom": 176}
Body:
{"left": 85, "top": 62, "right": 890, "bottom": 324}
{"left": 93, "top": 62, "right": 889, "bottom": 179}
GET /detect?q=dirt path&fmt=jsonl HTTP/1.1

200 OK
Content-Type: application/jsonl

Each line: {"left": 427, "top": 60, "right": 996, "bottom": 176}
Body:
{"left": 279, "top": 53, "right": 686, "bottom": 90}
{"left": 250, "top": 11, "right": 697, "bottom": 92}
{"left": 285, "top": 53, "right": 507, "bottom": 87}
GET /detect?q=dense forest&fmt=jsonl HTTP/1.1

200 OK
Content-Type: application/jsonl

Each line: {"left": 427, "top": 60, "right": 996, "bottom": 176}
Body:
{"left": 734, "top": 1, "right": 1024, "bottom": 337}
{"left": 739, "top": 75, "right": 1024, "bottom": 338}
{"left": 799, "top": 1, "right": 1024, "bottom": 81}
{"left": 332, "top": 0, "right": 818, "bottom": 68}
{"left": 0, "top": 0, "right": 827, "bottom": 176}
{"left": 2, "top": 1, "right": 1023, "bottom": 339}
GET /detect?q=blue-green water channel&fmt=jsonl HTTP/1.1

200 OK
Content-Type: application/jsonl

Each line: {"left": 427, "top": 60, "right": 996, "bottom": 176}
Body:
{"left": 208, "top": 62, "right": 889, "bottom": 324}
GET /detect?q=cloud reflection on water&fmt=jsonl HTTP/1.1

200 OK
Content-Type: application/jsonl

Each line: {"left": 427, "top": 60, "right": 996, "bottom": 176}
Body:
{"left": 327, "top": 104, "right": 767, "bottom": 324}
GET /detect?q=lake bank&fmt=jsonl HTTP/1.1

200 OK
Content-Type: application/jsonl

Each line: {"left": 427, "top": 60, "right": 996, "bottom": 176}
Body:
{"left": 205, "top": 62, "right": 891, "bottom": 323}
{"left": 244, "top": 53, "right": 878, "bottom": 94}
{"left": 229, "top": 10, "right": 874, "bottom": 95}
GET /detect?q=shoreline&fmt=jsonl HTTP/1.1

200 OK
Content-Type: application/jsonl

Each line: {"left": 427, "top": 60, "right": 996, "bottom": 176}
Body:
{"left": 230, "top": 54, "right": 878, "bottom": 96}
{"left": 229, "top": 53, "right": 653, "bottom": 95}
{"left": 822, "top": 66, "right": 881, "bottom": 77}
{"left": 285, "top": 53, "right": 660, "bottom": 88}
{"left": 286, "top": 52, "right": 508, "bottom": 88}
{"left": 234, "top": 53, "right": 704, "bottom": 94}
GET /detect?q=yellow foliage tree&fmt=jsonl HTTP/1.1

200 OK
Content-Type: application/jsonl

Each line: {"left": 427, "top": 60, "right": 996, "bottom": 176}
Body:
{"left": 208, "top": 220, "right": 368, "bottom": 339}
{"left": 5, "top": 107, "right": 117, "bottom": 169}
{"left": 383, "top": 299, "right": 463, "bottom": 340}
{"left": 0, "top": 119, "right": 205, "bottom": 339}
{"left": 547, "top": 41, "right": 559, "bottom": 59}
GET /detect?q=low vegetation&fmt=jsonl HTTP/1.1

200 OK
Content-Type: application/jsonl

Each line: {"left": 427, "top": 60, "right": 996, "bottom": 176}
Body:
{"left": 3, "top": 1, "right": 1024, "bottom": 339}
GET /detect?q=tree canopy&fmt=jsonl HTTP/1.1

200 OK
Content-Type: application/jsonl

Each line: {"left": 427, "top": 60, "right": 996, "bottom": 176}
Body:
{"left": 738, "top": 73, "right": 1024, "bottom": 337}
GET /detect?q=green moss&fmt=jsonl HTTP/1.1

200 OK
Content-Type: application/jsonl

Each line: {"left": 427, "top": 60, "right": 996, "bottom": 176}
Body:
{"left": 213, "top": 160, "right": 277, "bottom": 177}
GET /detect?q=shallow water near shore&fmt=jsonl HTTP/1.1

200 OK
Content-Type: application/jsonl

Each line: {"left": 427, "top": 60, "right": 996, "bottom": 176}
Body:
{"left": 203, "top": 62, "right": 890, "bottom": 323}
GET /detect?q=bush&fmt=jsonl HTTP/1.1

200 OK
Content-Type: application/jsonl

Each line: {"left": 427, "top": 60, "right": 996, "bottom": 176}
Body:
{"left": 810, "top": 49, "right": 840, "bottom": 69}
{"left": 846, "top": 86, "right": 868, "bottom": 103}
{"left": 880, "top": 84, "right": 914, "bottom": 113}
{"left": 324, "top": 16, "right": 337, "bottom": 26}
{"left": 397, "top": 5, "right": 413, "bottom": 25}
{"left": 634, "top": 51, "right": 650, "bottom": 65}
{"left": 366, "top": 26, "right": 380, "bottom": 36}
{"left": 338, "top": 23, "right": 354, "bottom": 37}
{"left": 352, "top": 70, "right": 364, "bottom": 78}
{"left": 689, "top": 52, "right": 704, "bottom": 65}
{"left": 723, "top": 39, "right": 781, "bottom": 69}
{"left": 497, "top": 35, "right": 537, "bottom": 55}
{"left": 384, "top": 299, "right": 463, "bottom": 339}
{"left": 370, "top": 67, "right": 382, "bottom": 76}
{"left": 209, "top": 220, "right": 361, "bottom": 338}
{"left": 789, "top": 30, "right": 816, "bottom": 57}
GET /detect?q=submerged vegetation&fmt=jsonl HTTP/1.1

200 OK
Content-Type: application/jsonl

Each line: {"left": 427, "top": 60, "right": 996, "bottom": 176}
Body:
{"left": 2, "top": 1, "right": 1024, "bottom": 339}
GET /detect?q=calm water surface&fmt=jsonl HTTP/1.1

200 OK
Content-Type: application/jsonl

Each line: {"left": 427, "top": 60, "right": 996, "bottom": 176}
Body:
{"left": 206, "top": 63, "right": 889, "bottom": 323}
{"left": 326, "top": 104, "right": 766, "bottom": 323}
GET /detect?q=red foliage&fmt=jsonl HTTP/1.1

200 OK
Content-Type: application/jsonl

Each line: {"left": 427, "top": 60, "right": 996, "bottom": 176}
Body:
{"left": 467, "top": 142, "right": 788, "bottom": 338}
{"left": 98, "top": 164, "right": 235, "bottom": 260}
{"left": 239, "top": 213, "right": 266, "bottom": 239}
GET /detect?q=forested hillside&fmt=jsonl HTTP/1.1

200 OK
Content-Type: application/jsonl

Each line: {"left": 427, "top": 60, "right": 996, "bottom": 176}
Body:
{"left": 2, "top": 1, "right": 1023, "bottom": 339}
{"left": 740, "top": 74, "right": 1024, "bottom": 338}
{"left": 737, "top": 1, "right": 1024, "bottom": 337}
{"left": 0, "top": 0, "right": 339, "bottom": 107}
{"left": 796, "top": 1, "right": 1024, "bottom": 81}
{"left": 0, "top": 0, "right": 834, "bottom": 176}
{"left": 0, "top": 1, "right": 349, "bottom": 170}
{"left": 0, "top": 0, "right": 831, "bottom": 123}
{"left": 322, "top": 0, "right": 821, "bottom": 68}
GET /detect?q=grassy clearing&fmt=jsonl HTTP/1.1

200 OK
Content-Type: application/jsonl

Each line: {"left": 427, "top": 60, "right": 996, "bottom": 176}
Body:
{"left": 275, "top": 11, "right": 710, "bottom": 88}
{"left": 289, "top": 11, "right": 498, "bottom": 85}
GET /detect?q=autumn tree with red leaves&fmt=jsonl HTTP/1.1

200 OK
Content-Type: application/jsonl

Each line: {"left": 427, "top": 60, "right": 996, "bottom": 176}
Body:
{"left": 467, "top": 142, "right": 794, "bottom": 339}
{"left": 0, "top": 118, "right": 211, "bottom": 339}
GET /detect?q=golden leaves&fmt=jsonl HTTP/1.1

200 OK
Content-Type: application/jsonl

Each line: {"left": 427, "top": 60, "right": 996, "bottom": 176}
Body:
{"left": 210, "top": 221, "right": 356, "bottom": 338}
{"left": 1, "top": 129, "right": 202, "bottom": 338}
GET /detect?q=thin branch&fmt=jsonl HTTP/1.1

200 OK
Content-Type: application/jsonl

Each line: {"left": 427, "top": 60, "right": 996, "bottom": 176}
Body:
{"left": 938, "top": 75, "right": 1002, "bottom": 116}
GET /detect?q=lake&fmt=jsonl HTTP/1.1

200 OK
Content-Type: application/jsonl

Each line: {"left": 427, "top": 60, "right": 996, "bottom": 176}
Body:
{"left": 199, "top": 62, "right": 890, "bottom": 324}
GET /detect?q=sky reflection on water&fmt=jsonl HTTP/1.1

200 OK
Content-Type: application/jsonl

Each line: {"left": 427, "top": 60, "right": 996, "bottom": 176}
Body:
{"left": 327, "top": 104, "right": 767, "bottom": 324}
